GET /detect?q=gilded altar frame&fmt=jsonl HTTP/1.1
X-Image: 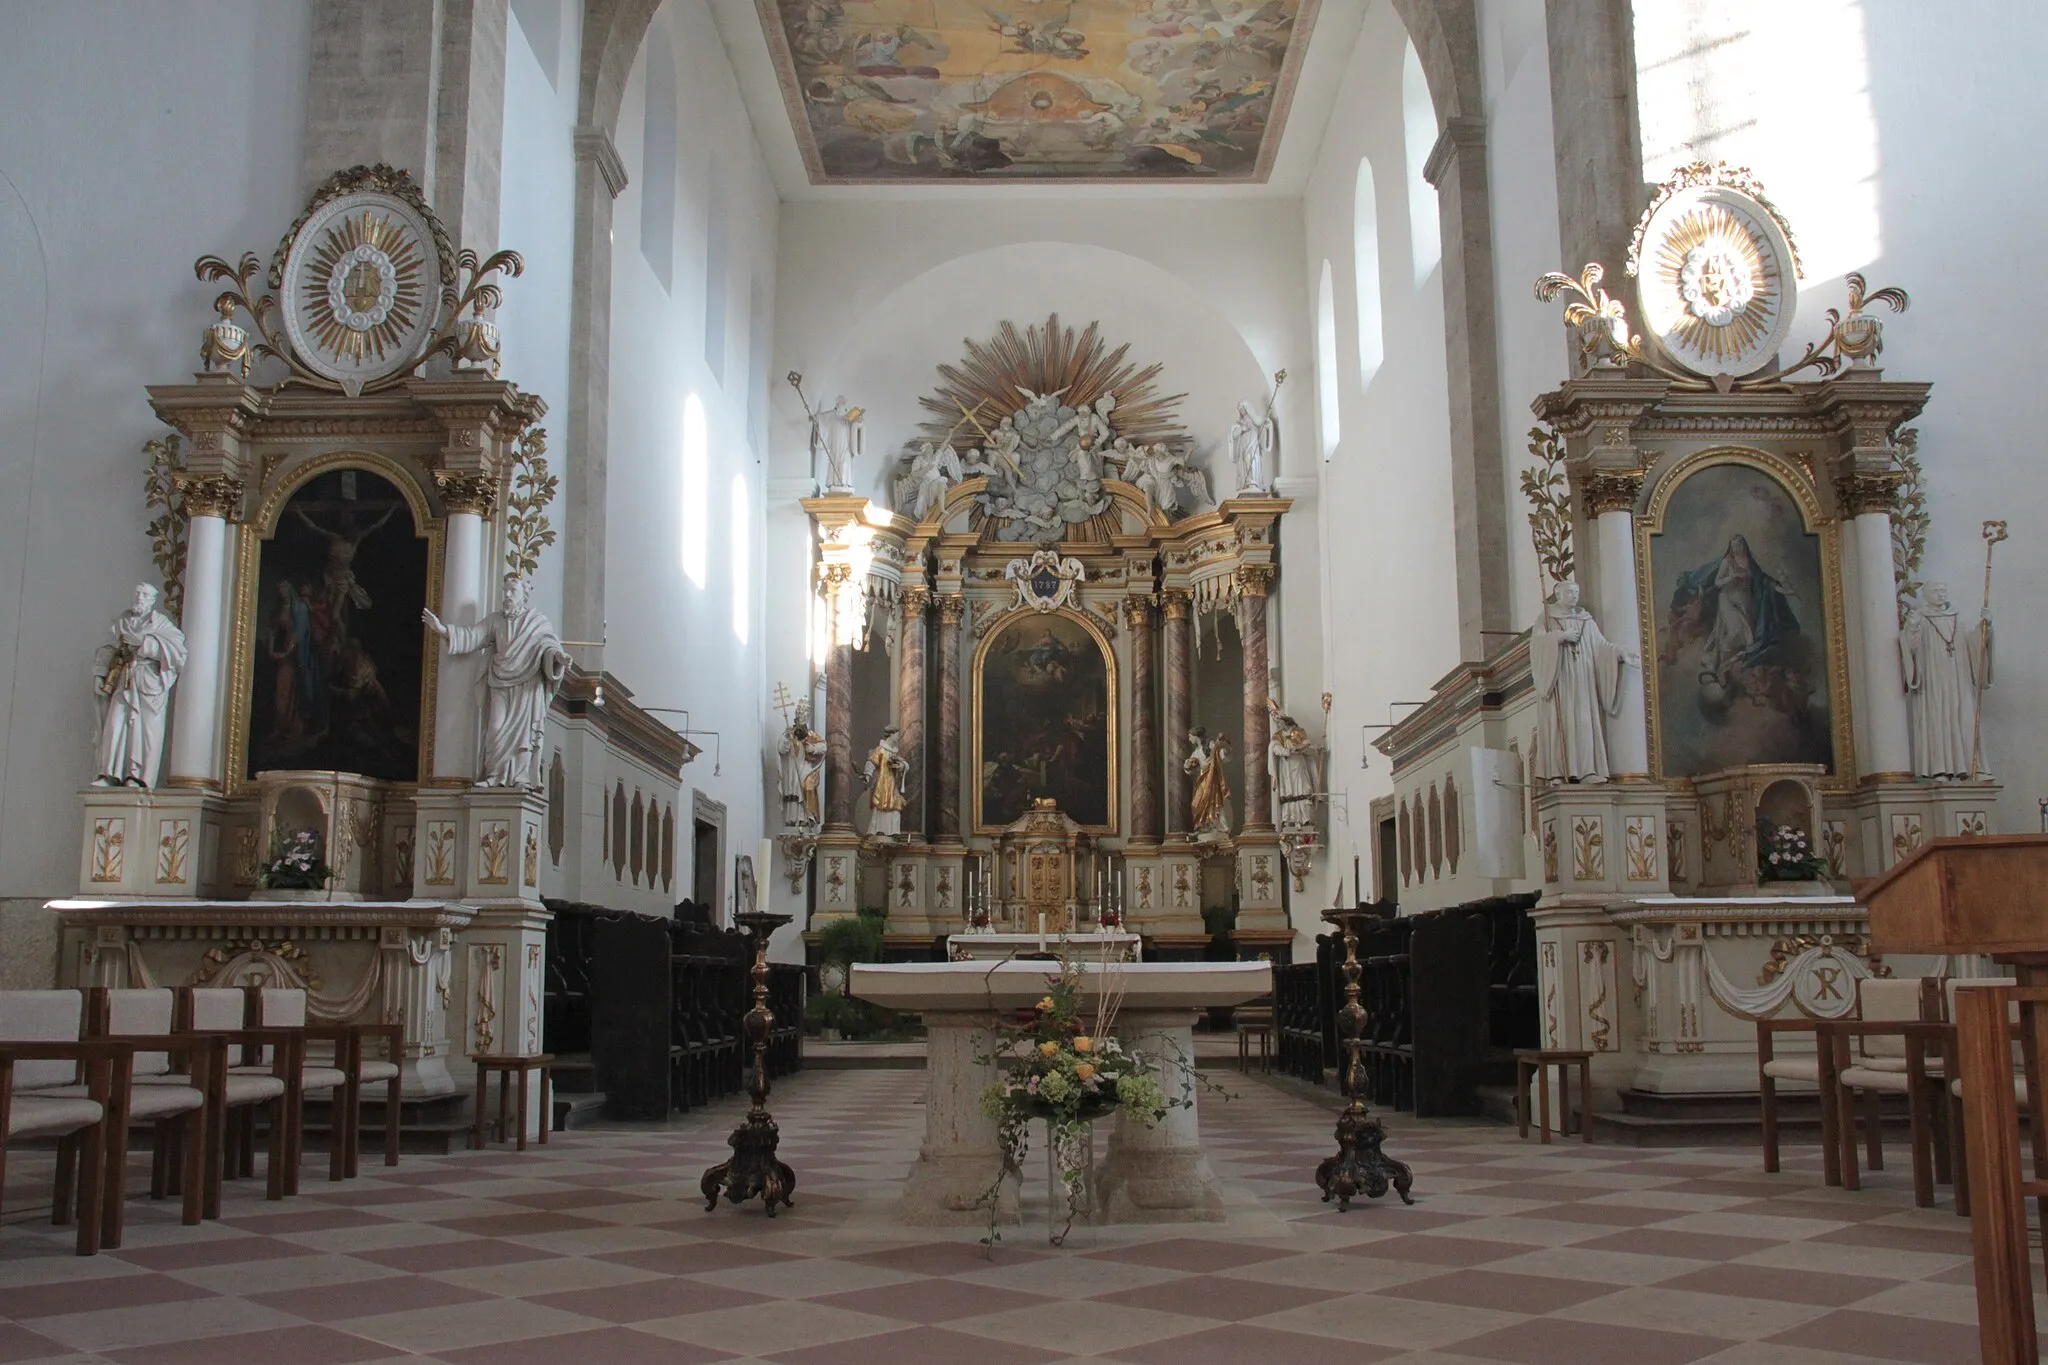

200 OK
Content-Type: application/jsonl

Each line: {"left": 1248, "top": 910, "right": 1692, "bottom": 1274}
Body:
{"left": 970, "top": 605, "right": 1120, "bottom": 837}
{"left": 222, "top": 448, "right": 447, "bottom": 796}
{"left": 1633, "top": 445, "right": 1857, "bottom": 787}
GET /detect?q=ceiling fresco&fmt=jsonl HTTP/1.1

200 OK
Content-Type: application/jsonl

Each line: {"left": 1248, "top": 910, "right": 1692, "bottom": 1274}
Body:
{"left": 755, "top": 0, "right": 1320, "bottom": 184}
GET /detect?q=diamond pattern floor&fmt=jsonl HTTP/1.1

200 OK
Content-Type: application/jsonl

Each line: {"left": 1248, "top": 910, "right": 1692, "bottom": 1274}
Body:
{"left": 0, "top": 1067, "right": 2010, "bottom": 1363}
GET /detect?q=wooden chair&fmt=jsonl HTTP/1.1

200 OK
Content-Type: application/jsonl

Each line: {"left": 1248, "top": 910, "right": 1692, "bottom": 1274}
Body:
{"left": 1235, "top": 1004, "right": 1273, "bottom": 1074}
{"left": 1758, "top": 1015, "right": 1844, "bottom": 1185}
{"left": 346, "top": 1020, "right": 403, "bottom": 1175}
{"left": 1514, "top": 1048, "right": 1593, "bottom": 1144}
{"left": 1827, "top": 977, "right": 1947, "bottom": 1205}
{"left": 0, "top": 989, "right": 131, "bottom": 1255}
{"left": 471, "top": 1054, "right": 554, "bottom": 1150}
{"left": 240, "top": 987, "right": 350, "bottom": 1189}
{"left": 80, "top": 987, "right": 211, "bottom": 1239}
{"left": 174, "top": 987, "right": 297, "bottom": 1212}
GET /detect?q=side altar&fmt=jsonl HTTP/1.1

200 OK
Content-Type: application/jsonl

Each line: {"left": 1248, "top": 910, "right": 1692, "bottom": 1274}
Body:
{"left": 50, "top": 166, "right": 698, "bottom": 1104}
{"left": 778, "top": 317, "right": 1319, "bottom": 966}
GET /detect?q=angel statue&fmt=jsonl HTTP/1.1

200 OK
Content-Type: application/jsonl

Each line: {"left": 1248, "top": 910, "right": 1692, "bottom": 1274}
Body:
{"left": 897, "top": 441, "right": 964, "bottom": 519}
{"left": 1184, "top": 727, "right": 1233, "bottom": 836}
{"left": 1128, "top": 443, "right": 1211, "bottom": 518}
{"left": 862, "top": 726, "right": 911, "bottom": 839}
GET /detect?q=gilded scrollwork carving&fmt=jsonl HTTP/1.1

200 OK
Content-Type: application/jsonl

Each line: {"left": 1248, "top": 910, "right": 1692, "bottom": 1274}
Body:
{"left": 433, "top": 470, "right": 497, "bottom": 518}
{"left": 1833, "top": 468, "right": 1902, "bottom": 519}
{"left": 175, "top": 474, "right": 245, "bottom": 522}
{"left": 1581, "top": 471, "right": 1644, "bottom": 517}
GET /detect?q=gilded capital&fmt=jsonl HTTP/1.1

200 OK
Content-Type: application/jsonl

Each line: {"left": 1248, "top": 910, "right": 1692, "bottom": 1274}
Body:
{"left": 1121, "top": 595, "right": 1156, "bottom": 627}
{"left": 901, "top": 585, "right": 932, "bottom": 614}
{"left": 1234, "top": 564, "right": 1276, "bottom": 597}
{"left": 1160, "top": 588, "right": 1192, "bottom": 620}
{"left": 433, "top": 470, "right": 498, "bottom": 517}
{"left": 175, "top": 473, "right": 245, "bottom": 521}
{"left": 1581, "top": 471, "right": 1644, "bottom": 516}
{"left": 1834, "top": 470, "right": 1901, "bottom": 517}
{"left": 818, "top": 563, "right": 854, "bottom": 592}
{"left": 936, "top": 593, "right": 967, "bottom": 625}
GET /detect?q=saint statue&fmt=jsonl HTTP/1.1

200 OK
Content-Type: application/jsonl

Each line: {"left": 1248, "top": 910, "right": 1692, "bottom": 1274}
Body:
{"left": 423, "top": 574, "right": 572, "bottom": 789}
{"left": 1269, "top": 703, "right": 1317, "bottom": 829}
{"left": 1228, "top": 399, "right": 1275, "bottom": 495}
{"left": 812, "top": 395, "right": 863, "bottom": 493}
{"left": 898, "top": 441, "right": 964, "bottom": 519}
{"left": 1185, "top": 728, "right": 1233, "bottom": 835}
{"left": 778, "top": 699, "right": 827, "bottom": 829}
{"left": 1530, "top": 579, "right": 1629, "bottom": 783}
{"left": 862, "top": 726, "right": 910, "bottom": 838}
{"left": 92, "top": 583, "right": 187, "bottom": 788}
{"left": 1899, "top": 582, "right": 1992, "bottom": 779}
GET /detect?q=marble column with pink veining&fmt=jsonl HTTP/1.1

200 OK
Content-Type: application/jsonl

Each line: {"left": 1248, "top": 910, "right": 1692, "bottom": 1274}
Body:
{"left": 1127, "top": 597, "right": 1159, "bottom": 843}
{"left": 1162, "top": 590, "right": 1192, "bottom": 837}
{"left": 1238, "top": 576, "right": 1273, "bottom": 832}
{"left": 934, "top": 595, "right": 965, "bottom": 841}
{"left": 898, "top": 588, "right": 929, "bottom": 837}
{"left": 826, "top": 636, "right": 855, "bottom": 831}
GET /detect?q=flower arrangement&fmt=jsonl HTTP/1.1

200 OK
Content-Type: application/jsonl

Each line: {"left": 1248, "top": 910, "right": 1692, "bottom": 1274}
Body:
{"left": 1758, "top": 821, "right": 1826, "bottom": 883}
{"left": 975, "top": 947, "right": 1171, "bottom": 1245}
{"left": 259, "top": 829, "right": 334, "bottom": 891}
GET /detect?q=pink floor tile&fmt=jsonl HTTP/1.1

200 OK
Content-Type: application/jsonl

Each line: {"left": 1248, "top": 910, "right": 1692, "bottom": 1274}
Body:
{"left": 1452, "top": 1315, "right": 1729, "bottom": 1365}
{"left": 1104, "top": 1323, "right": 1407, "bottom": 1365}
{"left": 1767, "top": 1308, "right": 1982, "bottom": 1363}
{"left": 1091, "top": 1272, "right": 1344, "bottom": 1321}
{"left": 103, "top": 1323, "right": 396, "bottom": 1365}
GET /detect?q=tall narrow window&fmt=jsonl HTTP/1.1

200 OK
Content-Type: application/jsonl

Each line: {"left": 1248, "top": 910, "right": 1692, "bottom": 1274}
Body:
{"left": 1402, "top": 41, "right": 1441, "bottom": 285}
{"left": 730, "top": 473, "right": 750, "bottom": 643}
{"left": 681, "top": 393, "right": 707, "bottom": 586}
{"left": 639, "top": 23, "right": 677, "bottom": 291}
{"left": 1316, "top": 260, "right": 1340, "bottom": 459}
{"left": 1353, "top": 157, "right": 1384, "bottom": 388}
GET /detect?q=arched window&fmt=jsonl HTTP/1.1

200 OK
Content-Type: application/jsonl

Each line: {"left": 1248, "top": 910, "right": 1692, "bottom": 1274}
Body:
{"left": 1353, "top": 157, "right": 1384, "bottom": 388}
{"left": 1401, "top": 41, "right": 1441, "bottom": 285}
{"left": 1316, "top": 260, "right": 1340, "bottom": 459}
{"left": 639, "top": 22, "right": 677, "bottom": 291}
{"left": 681, "top": 393, "right": 707, "bottom": 586}
{"left": 730, "top": 473, "right": 750, "bottom": 643}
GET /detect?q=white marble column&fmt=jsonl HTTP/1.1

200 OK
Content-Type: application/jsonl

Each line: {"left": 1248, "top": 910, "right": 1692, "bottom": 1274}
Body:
{"left": 1590, "top": 486, "right": 1650, "bottom": 776}
{"left": 167, "top": 481, "right": 239, "bottom": 784}
{"left": 432, "top": 483, "right": 490, "bottom": 781}
{"left": 1851, "top": 505, "right": 1912, "bottom": 776}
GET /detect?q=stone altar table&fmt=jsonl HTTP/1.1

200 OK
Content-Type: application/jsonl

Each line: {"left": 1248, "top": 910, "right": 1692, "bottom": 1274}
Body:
{"left": 850, "top": 959, "right": 1270, "bottom": 1226}
{"left": 947, "top": 932, "right": 1142, "bottom": 962}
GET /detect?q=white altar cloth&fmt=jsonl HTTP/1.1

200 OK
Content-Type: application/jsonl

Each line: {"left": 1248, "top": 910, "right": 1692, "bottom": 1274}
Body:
{"left": 945, "top": 932, "right": 1142, "bottom": 961}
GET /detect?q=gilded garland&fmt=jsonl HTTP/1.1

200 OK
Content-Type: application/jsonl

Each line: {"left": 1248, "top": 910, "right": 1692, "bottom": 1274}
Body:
{"left": 1519, "top": 425, "right": 1573, "bottom": 589}
{"left": 1890, "top": 427, "right": 1928, "bottom": 622}
{"left": 142, "top": 434, "right": 188, "bottom": 620}
{"left": 503, "top": 426, "right": 559, "bottom": 580}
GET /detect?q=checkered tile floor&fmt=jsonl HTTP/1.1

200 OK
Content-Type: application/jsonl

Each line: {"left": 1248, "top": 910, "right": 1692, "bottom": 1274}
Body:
{"left": 0, "top": 1067, "right": 2008, "bottom": 1364}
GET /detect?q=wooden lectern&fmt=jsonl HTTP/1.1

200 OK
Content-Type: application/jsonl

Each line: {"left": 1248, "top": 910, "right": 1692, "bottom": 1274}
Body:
{"left": 1864, "top": 834, "right": 2048, "bottom": 1365}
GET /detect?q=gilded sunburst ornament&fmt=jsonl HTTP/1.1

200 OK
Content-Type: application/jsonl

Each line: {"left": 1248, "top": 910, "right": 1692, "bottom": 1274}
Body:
{"left": 1629, "top": 165, "right": 1800, "bottom": 380}
{"left": 280, "top": 190, "right": 445, "bottom": 394}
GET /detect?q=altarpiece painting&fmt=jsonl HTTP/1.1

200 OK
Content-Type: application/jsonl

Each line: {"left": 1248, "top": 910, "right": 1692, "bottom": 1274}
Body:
{"left": 1645, "top": 457, "right": 1837, "bottom": 777}
{"left": 245, "top": 467, "right": 427, "bottom": 782}
{"left": 975, "top": 612, "right": 1114, "bottom": 831}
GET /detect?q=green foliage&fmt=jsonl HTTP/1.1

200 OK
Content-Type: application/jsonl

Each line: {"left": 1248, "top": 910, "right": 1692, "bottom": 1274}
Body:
{"left": 815, "top": 911, "right": 886, "bottom": 966}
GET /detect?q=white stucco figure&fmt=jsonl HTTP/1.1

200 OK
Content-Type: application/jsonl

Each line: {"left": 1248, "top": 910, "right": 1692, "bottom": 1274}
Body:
{"left": 862, "top": 726, "right": 910, "bottom": 839}
{"left": 1128, "top": 443, "right": 1210, "bottom": 517}
{"left": 1269, "top": 704, "right": 1317, "bottom": 829}
{"left": 1529, "top": 579, "right": 1629, "bottom": 783}
{"left": 1228, "top": 399, "right": 1275, "bottom": 495}
{"left": 1899, "top": 582, "right": 1993, "bottom": 779}
{"left": 92, "top": 583, "right": 187, "bottom": 788}
{"left": 424, "top": 574, "right": 572, "bottom": 789}
{"left": 899, "top": 441, "right": 964, "bottom": 518}
{"left": 812, "top": 395, "right": 863, "bottom": 493}
{"left": 778, "top": 700, "right": 827, "bottom": 829}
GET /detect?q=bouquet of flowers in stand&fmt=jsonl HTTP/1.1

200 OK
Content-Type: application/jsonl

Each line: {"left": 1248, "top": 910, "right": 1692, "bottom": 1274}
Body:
{"left": 259, "top": 829, "right": 334, "bottom": 891}
{"left": 976, "top": 946, "right": 1169, "bottom": 1246}
{"left": 1758, "top": 820, "right": 1826, "bottom": 883}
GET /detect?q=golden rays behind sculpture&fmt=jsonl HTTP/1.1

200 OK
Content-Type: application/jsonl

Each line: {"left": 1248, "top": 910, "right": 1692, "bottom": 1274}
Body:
{"left": 919, "top": 314, "right": 1188, "bottom": 451}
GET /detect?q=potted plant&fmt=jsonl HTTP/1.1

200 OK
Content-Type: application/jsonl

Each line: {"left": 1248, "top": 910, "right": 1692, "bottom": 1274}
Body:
{"left": 1757, "top": 821, "right": 1827, "bottom": 885}
{"left": 256, "top": 828, "right": 334, "bottom": 899}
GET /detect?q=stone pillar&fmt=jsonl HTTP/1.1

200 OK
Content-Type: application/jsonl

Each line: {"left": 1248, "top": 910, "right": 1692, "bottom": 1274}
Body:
{"left": 431, "top": 474, "right": 493, "bottom": 782}
{"left": 1162, "top": 591, "right": 1192, "bottom": 837}
{"left": 1237, "top": 570, "right": 1274, "bottom": 832}
{"left": 1126, "top": 597, "right": 1159, "bottom": 843}
{"left": 898, "top": 588, "right": 929, "bottom": 836}
{"left": 1097, "top": 1008, "right": 1225, "bottom": 1222}
{"left": 167, "top": 478, "right": 241, "bottom": 785}
{"left": 1843, "top": 480, "right": 1913, "bottom": 776}
{"left": 899, "top": 1013, "right": 1018, "bottom": 1225}
{"left": 1585, "top": 474, "right": 1650, "bottom": 776}
{"left": 934, "top": 595, "right": 965, "bottom": 842}
{"left": 564, "top": 127, "right": 625, "bottom": 664}
{"left": 1544, "top": 0, "right": 1643, "bottom": 299}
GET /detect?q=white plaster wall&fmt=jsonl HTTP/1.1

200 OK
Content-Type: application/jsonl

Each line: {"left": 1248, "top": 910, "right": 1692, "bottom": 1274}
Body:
{"left": 607, "top": 0, "right": 778, "bottom": 926}
{"left": 1299, "top": 0, "right": 1460, "bottom": 912}
{"left": 1632, "top": 1, "right": 2048, "bottom": 827}
{"left": 0, "top": 0, "right": 312, "bottom": 985}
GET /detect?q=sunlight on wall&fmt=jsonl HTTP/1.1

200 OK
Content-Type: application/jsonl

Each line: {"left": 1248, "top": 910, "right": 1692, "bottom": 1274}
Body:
{"left": 681, "top": 393, "right": 707, "bottom": 586}
{"left": 1401, "top": 41, "right": 1442, "bottom": 286}
{"left": 730, "top": 473, "right": 750, "bottom": 644}
{"left": 1316, "top": 259, "right": 1340, "bottom": 458}
{"left": 1633, "top": 0, "right": 1879, "bottom": 280}
{"left": 1353, "top": 157, "right": 1385, "bottom": 388}
{"left": 703, "top": 154, "right": 729, "bottom": 386}
{"left": 639, "top": 19, "right": 677, "bottom": 291}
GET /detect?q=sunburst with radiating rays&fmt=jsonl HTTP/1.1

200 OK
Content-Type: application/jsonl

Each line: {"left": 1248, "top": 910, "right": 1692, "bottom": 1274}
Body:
{"left": 1647, "top": 202, "right": 1780, "bottom": 370}
{"left": 299, "top": 208, "right": 427, "bottom": 369}
{"left": 918, "top": 314, "right": 1188, "bottom": 452}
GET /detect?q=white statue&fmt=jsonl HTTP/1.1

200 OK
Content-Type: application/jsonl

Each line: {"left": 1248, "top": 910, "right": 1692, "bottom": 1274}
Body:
{"left": 1128, "top": 442, "right": 1210, "bottom": 517}
{"left": 812, "top": 395, "right": 863, "bottom": 493}
{"left": 1054, "top": 392, "right": 1116, "bottom": 451}
{"left": 1899, "top": 582, "right": 1992, "bottom": 779}
{"left": 862, "top": 726, "right": 910, "bottom": 838}
{"left": 92, "top": 583, "right": 187, "bottom": 788}
{"left": 1228, "top": 399, "right": 1275, "bottom": 495}
{"left": 423, "top": 574, "right": 573, "bottom": 789}
{"left": 899, "top": 441, "right": 964, "bottom": 519}
{"left": 778, "top": 699, "right": 827, "bottom": 829}
{"left": 1269, "top": 703, "right": 1317, "bottom": 829}
{"left": 1529, "top": 579, "right": 1629, "bottom": 783}
{"left": 1185, "top": 728, "right": 1233, "bottom": 835}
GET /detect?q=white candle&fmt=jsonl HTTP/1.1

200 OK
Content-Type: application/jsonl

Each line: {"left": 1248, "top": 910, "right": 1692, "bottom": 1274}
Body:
{"left": 757, "top": 838, "right": 774, "bottom": 902}
{"left": 1037, "top": 910, "right": 1046, "bottom": 951}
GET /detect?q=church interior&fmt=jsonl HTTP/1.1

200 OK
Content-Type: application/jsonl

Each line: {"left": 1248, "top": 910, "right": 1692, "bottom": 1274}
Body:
{"left": 2, "top": 0, "right": 2046, "bottom": 1360}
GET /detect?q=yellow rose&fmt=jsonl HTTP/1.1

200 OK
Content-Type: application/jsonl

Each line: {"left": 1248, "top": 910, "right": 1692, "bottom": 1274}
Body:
{"left": 1039, "top": 1041, "right": 1058, "bottom": 1056}
{"left": 1072, "top": 1036, "right": 1094, "bottom": 1053}
{"left": 1075, "top": 1063, "right": 1096, "bottom": 1081}
{"left": 1037, "top": 996, "right": 1056, "bottom": 1012}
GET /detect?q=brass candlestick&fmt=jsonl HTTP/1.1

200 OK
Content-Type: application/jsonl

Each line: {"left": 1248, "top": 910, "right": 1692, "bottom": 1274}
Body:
{"left": 1315, "top": 907, "right": 1414, "bottom": 1211}
{"left": 702, "top": 910, "right": 797, "bottom": 1216}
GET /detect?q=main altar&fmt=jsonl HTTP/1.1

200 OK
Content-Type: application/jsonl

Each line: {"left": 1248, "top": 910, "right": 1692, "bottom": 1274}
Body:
{"left": 779, "top": 317, "right": 1305, "bottom": 963}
